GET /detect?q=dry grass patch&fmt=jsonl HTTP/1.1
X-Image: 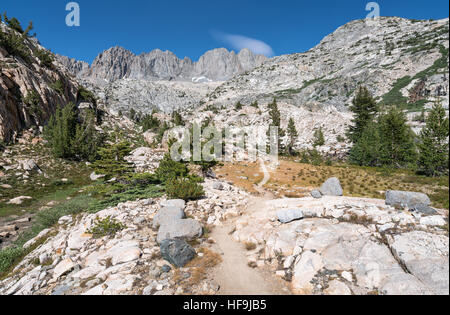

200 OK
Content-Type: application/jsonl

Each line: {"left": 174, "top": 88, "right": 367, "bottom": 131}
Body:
{"left": 215, "top": 159, "right": 449, "bottom": 209}
{"left": 173, "top": 248, "right": 223, "bottom": 291}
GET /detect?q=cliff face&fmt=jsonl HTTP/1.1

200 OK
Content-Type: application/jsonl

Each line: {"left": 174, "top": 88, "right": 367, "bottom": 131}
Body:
{"left": 0, "top": 23, "right": 79, "bottom": 142}
{"left": 57, "top": 47, "right": 267, "bottom": 83}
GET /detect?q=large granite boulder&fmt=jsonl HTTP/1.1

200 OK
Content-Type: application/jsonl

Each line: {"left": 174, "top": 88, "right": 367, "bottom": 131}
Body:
{"left": 157, "top": 219, "right": 203, "bottom": 244}
{"left": 319, "top": 178, "right": 343, "bottom": 196}
{"left": 152, "top": 206, "right": 186, "bottom": 229}
{"left": 385, "top": 191, "right": 431, "bottom": 209}
{"left": 277, "top": 209, "right": 304, "bottom": 224}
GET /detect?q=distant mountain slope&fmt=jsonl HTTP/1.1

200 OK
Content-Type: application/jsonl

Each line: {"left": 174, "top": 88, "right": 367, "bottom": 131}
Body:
{"left": 1, "top": 22, "right": 80, "bottom": 142}
{"left": 207, "top": 17, "right": 449, "bottom": 111}
{"left": 58, "top": 17, "right": 448, "bottom": 118}
{"left": 57, "top": 47, "right": 267, "bottom": 84}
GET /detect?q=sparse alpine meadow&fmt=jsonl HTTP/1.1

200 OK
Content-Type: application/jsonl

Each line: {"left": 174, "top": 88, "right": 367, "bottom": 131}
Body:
{"left": 0, "top": 7, "right": 449, "bottom": 296}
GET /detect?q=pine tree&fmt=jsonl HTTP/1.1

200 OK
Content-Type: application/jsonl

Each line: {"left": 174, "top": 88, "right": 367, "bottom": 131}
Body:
{"left": 267, "top": 98, "right": 285, "bottom": 153}
{"left": 72, "top": 110, "right": 102, "bottom": 161}
{"left": 347, "top": 86, "right": 378, "bottom": 144}
{"left": 417, "top": 100, "right": 449, "bottom": 177}
{"left": 287, "top": 117, "right": 298, "bottom": 155}
{"left": 235, "top": 101, "right": 243, "bottom": 111}
{"left": 313, "top": 127, "right": 325, "bottom": 147}
{"left": 377, "top": 107, "right": 417, "bottom": 167}
{"left": 44, "top": 103, "right": 77, "bottom": 158}
{"left": 91, "top": 142, "right": 134, "bottom": 180}
{"left": 349, "top": 122, "right": 382, "bottom": 166}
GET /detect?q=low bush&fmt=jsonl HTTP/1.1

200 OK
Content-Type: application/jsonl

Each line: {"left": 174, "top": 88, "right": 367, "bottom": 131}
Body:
{"left": 87, "top": 216, "right": 126, "bottom": 239}
{"left": 165, "top": 177, "right": 204, "bottom": 201}
{"left": 155, "top": 154, "right": 190, "bottom": 183}
{"left": 0, "top": 247, "right": 25, "bottom": 276}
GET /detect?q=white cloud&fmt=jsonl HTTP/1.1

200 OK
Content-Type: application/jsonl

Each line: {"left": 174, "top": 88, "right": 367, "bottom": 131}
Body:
{"left": 211, "top": 30, "right": 275, "bottom": 57}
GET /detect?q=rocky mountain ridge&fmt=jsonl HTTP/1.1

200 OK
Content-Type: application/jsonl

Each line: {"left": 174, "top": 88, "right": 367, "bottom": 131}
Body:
{"left": 206, "top": 17, "right": 449, "bottom": 110}
{"left": 59, "top": 17, "right": 449, "bottom": 127}
{"left": 57, "top": 47, "right": 267, "bottom": 84}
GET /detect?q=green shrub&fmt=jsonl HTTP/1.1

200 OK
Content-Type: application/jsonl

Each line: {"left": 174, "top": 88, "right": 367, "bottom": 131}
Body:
{"left": 165, "top": 177, "right": 204, "bottom": 201}
{"left": 337, "top": 135, "right": 346, "bottom": 143}
{"left": 0, "top": 247, "right": 25, "bottom": 276}
{"left": 34, "top": 49, "right": 54, "bottom": 68}
{"left": 172, "top": 111, "right": 184, "bottom": 126}
{"left": 77, "top": 86, "right": 97, "bottom": 105}
{"left": 49, "top": 80, "right": 65, "bottom": 95}
{"left": 140, "top": 111, "right": 170, "bottom": 144}
{"left": 87, "top": 180, "right": 163, "bottom": 213}
{"left": 155, "top": 154, "right": 190, "bottom": 183}
{"left": 87, "top": 216, "right": 126, "bottom": 239}
{"left": 23, "top": 90, "right": 43, "bottom": 119}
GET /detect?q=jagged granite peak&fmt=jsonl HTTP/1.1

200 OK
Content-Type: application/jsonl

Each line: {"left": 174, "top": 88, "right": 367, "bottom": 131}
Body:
{"left": 90, "top": 46, "right": 136, "bottom": 82}
{"left": 57, "top": 55, "right": 90, "bottom": 78}
{"left": 58, "top": 47, "right": 267, "bottom": 83}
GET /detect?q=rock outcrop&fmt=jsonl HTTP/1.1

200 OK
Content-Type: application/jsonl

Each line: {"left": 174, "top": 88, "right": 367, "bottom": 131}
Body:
{"left": 1, "top": 23, "right": 80, "bottom": 142}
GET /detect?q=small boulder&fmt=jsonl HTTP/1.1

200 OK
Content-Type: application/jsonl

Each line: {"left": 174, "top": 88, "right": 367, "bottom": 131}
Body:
{"left": 90, "top": 172, "right": 105, "bottom": 181}
{"left": 7, "top": 196, "right": 32, "bottom": 205}
{"left": 310, "top": 190, "right": 322, "bottom": 199}
{"left": 385, "top": 191, "right": 431, "bottom": 209}
{"left": 160, "top": 239, "right": 196, "bottom": 268}
{"left": 277, "top": 208, "right": 304, "bottom": 224}
{"left": 212, "top": 182, "right": 224, "bottom": 191}
{"left": 420, "top": 216, "right": 447, "bottom": 227}
{"left": 411, "top": 204, "right": 438, "bottom": 216}
{"left": 157, "top": 219, "right": 203, "bottom": 243}
{"left": 19, "top": 159, "right": 42, "bottom": 174}
{"left": 319, "top": 178, "right": 343, "bottom": 196}
{"left": 152, "top": 206, "right": 186, "bottom": 229}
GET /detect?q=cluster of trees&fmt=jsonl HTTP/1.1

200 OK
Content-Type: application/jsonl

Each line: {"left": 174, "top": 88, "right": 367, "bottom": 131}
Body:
{"left": 348, "top": 86, "right": 449, "bottom": 177}
{"left": 43, "top": 103, "right": 103, "bottom": 161}
{"left": 44, "top": 102, "right": 205, "bottom": 201}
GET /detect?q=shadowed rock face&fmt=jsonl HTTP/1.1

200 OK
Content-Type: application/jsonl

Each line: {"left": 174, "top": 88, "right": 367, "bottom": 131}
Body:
{"left": 57, "top": 46, "right": 267, "bottom": 83}
{"left": 1, "top": 23, "right": 79, "bottom": 142}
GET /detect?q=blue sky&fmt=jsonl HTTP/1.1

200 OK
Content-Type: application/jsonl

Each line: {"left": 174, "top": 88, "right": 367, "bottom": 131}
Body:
{"left": 1, "top": 0, "right": 449, "bottom": 63}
